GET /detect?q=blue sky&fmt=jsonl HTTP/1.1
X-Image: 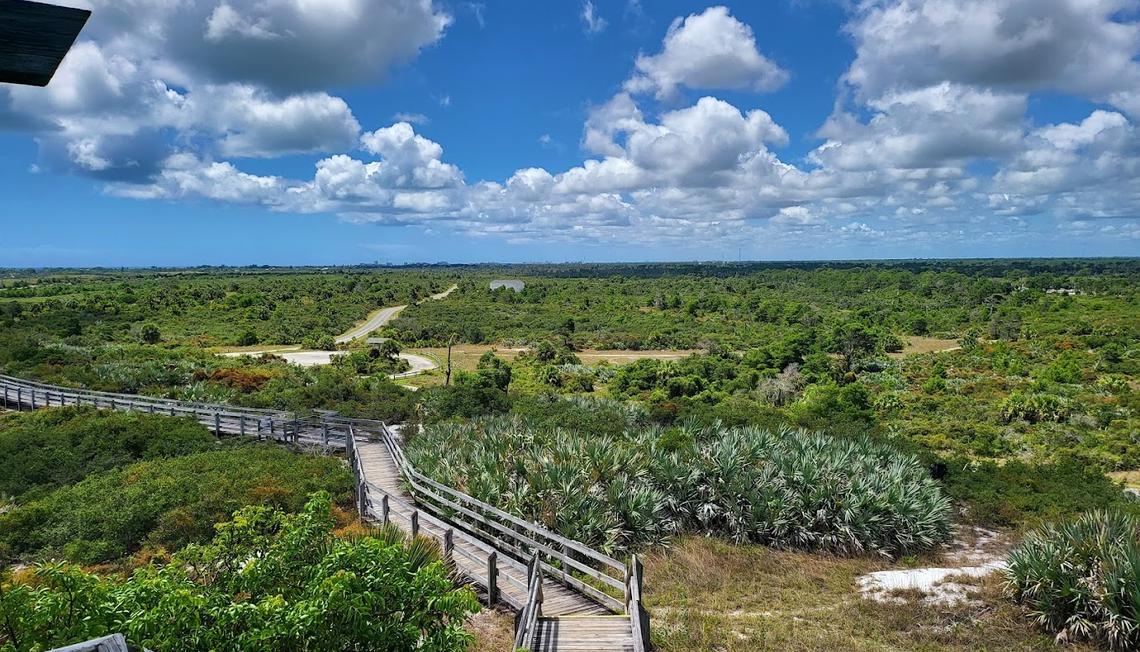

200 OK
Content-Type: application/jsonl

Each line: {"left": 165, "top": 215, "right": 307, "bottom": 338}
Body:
{"left": 2, "top": 0, "right": 1139, "bottom": 266}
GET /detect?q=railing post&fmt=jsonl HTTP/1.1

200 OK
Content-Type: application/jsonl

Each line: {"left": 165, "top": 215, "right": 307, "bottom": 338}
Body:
{"left": 357, "top": 481, "right": 367, "bottom": 516}
{"left": 240, "top": 415, "right": 246, "bottom": 437}
{"left": 487, "top": 551, "right": 498, "bottom": 606}
{"left": 624, "top": 560, "right": 631, "bottom": 609}
{"left": 270, "top": 420, "right": 276, "bottom": 440}
{"left": 109, "top": 398, "right": 115, "bottom": 411}
{"left": 169, "top": 405, "right": 175, "bottom": 417}
{"left": 444, "top": 528, "right": 454, "bottom": 565}
{"left": 214, "top": 413, "right": 221, "bottom": 437}
{"left": 16, "top": 387, "right": 22, "bottom": 411}
{"left": 2, "top": 385, "right": 7, "bottom": 410}
{"left": 381, "top": 495, "right": 390, "bottom": 524}
{"left": 411, "top": 510, "right": 419, "bottom": 537}
{"left": 561, "top": 543, "right": 570, "bottom": 587}
{"left": 30, "top": 389, "right": 36, "bottom": 410}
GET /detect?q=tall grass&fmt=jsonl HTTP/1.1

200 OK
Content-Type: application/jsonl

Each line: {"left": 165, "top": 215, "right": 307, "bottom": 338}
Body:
{"left": 407, "top": 416, "right": 951, "bottom": 556}
{"left": 1005, "top": 510, "right": 1140, "bottom": 650}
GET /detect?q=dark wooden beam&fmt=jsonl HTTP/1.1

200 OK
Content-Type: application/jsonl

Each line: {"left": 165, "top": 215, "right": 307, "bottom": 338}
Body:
{"left": 0, "top": 0, "right": 91, "bottom": 87}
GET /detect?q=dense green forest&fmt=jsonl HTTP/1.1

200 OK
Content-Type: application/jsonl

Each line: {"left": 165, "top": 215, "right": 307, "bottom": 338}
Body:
{"left": 2, "top": 259, "right": 1138, "bottom": 650}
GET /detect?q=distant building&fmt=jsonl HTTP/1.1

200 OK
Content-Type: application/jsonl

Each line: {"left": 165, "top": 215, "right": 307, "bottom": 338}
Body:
{"left": 490, "top": 279, "right": 525, "bottom": 292}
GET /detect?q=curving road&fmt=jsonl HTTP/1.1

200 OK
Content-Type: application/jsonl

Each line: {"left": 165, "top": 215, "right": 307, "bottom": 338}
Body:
{"left": 335, "top": 284, "right": 457, "bottom": 344}
{"left": 219, "top": 284, "right": 456, "bottom": 378}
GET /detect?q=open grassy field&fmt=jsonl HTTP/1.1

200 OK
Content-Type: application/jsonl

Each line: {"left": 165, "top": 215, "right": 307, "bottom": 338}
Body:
{"left": 888, "top": 336, "right": 962, "bottom": 358}
{"left": 642, "top": 538, "right": 1081, "bottom": 652}
{"left": 463, "top": 536, "right": 1080, "bottom": 651}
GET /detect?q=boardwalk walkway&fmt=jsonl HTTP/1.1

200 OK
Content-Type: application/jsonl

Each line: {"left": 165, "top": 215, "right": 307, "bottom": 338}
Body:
{"left": 0, "top": 374, "right": 651, "bottom": 651}
{"left": 353, "top": 431, "right": 614, "bottom": 617}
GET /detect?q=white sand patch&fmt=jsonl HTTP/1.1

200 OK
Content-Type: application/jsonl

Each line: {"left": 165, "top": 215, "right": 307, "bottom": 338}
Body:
{"left": 858, "top": 526, "right": 1010, "bottom": 607}
{"left": 220, "top": 349, "right": 437, "bottom": 377}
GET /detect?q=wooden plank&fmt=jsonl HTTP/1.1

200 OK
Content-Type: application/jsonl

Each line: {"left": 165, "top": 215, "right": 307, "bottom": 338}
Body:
{"left": 0, "top": 0, "right": 91, "bottom": 87}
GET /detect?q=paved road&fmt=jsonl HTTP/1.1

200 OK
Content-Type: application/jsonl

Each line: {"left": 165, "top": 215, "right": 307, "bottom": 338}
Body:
{"left": 335, "top": 285, "right": 458, "bottom": 344}
{"left": 218, "top": 285, "right": 455, "bottom": 378}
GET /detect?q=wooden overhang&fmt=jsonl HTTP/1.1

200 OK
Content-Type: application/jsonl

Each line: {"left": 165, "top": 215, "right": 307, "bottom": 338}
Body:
{"left": 0, "top": 0, "right": 91, "bottom": 87}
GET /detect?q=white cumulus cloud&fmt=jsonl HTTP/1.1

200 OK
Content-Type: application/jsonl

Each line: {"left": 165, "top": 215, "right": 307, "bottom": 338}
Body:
{"left": 625, "top": 6, "right": 789, "bottom": 100}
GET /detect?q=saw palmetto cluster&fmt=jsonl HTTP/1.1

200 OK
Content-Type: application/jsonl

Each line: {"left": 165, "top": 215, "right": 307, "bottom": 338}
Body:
{"left": 1005, "top": 510, "right": 1140, "bottom": 651}
{"left": 408, "top": 416, "right": 951, "bottom": 556}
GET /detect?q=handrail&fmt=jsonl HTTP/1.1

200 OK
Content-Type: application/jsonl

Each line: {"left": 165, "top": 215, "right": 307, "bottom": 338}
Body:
{"left": 0, "top": 374, "right": 285, "bottom": 417}
{"left": 513, "top": 551, "right": 544, "bottom": 651}
{"left": 626, "top": 555, "right": 651, "bottom": 652}
{"left": 324, "top": 415, "right": 629, "bottom": 612}
{"left": 372, "top": 420, "right": 627, "bottom": 610}
{"left": 335, "top": 417, "right": 625, "bottom": 569}
{"left": 0, "top": 375, "right": 341, "bottom": 447}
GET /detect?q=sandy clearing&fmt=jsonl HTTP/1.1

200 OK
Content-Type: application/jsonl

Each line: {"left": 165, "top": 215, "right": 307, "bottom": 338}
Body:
{"left": 858, "top": 526, "right": 1010, "bottom": 607}
{"left": 887, "top": 336, "right": 962, "bottom": 358}
{"left": 219, "top": 348, "right": 438, "bottom": 378}
{"left": 577, "top": 350, "right": 700, "bottom": 363}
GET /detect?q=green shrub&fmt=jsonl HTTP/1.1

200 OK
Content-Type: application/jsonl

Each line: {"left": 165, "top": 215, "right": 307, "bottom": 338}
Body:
{"left": 0, "top": 407, "right": 215, "bottom": 499}
{"left": 940, "top": 457, "right": 1134, "bottom": 528}
{"left": 1005, "top": 510, "right": 1140, "bottom": 650}
{"left": 0, "top": 445, "right": 353, "bottom": 563}
{"left": 0, "top": 493, "right": 478, "bottom": 652}
{"left": 1000, "top": 391, "right": 1071, "bottom": 423}
{"left": 241, "top": 366, "right": 415, "bottom": 422}
{"left": 419, "top": 374, "right": 510, "bottom": 423}
{"left": 408, "top": 416, "right": 951, "bottom": 556}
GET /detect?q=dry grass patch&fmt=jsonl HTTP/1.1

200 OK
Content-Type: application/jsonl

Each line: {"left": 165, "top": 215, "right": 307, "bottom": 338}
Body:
{"left": 888, "top": 336, "right": 962, "bottom": 358}
{"left": 1107, "top": 470, "right": 1140, "bottom": 489}
{"left": 465, "top": 607, "right": 515, "bottom": 651}
{"left": 644, "top": 537, "right": 1088, "bottom": 652}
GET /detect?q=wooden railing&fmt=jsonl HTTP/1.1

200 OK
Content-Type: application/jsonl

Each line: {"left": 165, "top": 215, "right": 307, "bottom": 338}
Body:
{"left": 514, "top": 551, "right": 544, "bottom": 651}
{"left": 0, "top": 374, "right": 318, "bottom": 442}
{"left": 345, "top": 424, "right": 509, "bottom": 605}
{"left": 1, "top": 376, "right": 650, "bottom": 647}
{"left": 368, "top": 417, "right": 628, "bottom": 612}
{"left": 626, "top": 555, "right": 651, "bottom": 652}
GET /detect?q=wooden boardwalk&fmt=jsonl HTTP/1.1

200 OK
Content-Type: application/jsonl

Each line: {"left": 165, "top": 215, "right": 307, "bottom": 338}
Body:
{"left": 0, "top": 375, "right": 649, "bottom": 651}
{"left": 354, "top": 433, "right": 614, "bottom": 618}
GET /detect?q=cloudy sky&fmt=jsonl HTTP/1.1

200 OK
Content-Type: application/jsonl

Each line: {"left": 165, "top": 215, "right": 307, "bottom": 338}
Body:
{"left": 2, "top": 0, "right": 1139, "bottom": 266}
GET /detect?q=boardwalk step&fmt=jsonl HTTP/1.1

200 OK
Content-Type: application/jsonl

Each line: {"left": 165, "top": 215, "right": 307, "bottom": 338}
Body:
{"left": 532, "top": 616, "right": 636, "bottom": 652}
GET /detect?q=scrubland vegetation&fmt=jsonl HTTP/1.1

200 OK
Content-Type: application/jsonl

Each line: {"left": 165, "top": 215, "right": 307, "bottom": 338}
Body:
{"left": 2, "top": 259, "right": 1138, "bottom": 650}
{"left": 408, "top": 415, "right": 950, "bottom": 556}
{"left": 1006, "top": 511, "right": 1140, "bottom": 651}
{"left": 0, "top": 494, "right": 477, "bottom": 652}
{"left": 0, "top": 408, "right": 354, "bottom": 564}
